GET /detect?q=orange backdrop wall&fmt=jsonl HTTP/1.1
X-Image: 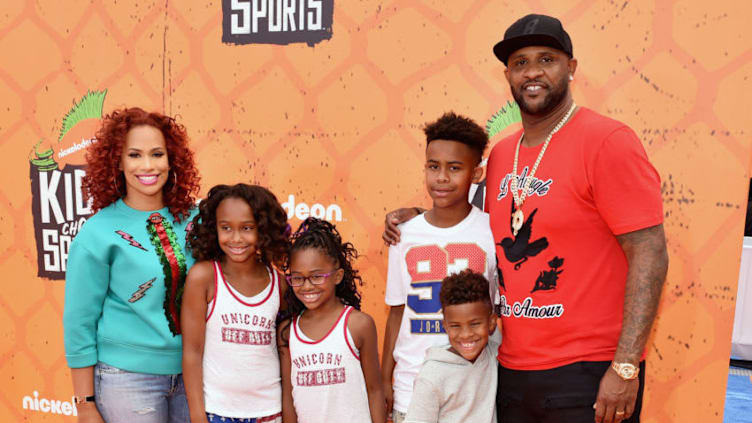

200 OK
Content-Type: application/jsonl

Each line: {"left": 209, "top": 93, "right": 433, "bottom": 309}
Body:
{"left": 0, "top": 0, "right": 750, "bottom": 421}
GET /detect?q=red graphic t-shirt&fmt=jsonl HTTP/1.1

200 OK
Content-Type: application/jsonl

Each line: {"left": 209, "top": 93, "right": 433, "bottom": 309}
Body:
{"left": 485, "top": 107, "right": 663, "bottom": 370}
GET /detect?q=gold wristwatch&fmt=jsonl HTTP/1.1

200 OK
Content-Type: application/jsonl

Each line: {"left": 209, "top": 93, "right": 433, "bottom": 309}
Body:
{"left": 611, "top": 362, "right": 639, "bottom": 380}
{"left": 73, "top": 395, "right": 96, "bottom": 404}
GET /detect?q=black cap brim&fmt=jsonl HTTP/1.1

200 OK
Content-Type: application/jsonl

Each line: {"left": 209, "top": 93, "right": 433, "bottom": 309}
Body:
{"left": 493, "top": 34, "right": 572, "bottom": 65}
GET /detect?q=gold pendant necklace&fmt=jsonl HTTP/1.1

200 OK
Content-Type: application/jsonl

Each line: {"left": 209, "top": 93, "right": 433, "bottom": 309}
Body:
{"left": 510, "top": 102, "right": 577, "bottom": 236}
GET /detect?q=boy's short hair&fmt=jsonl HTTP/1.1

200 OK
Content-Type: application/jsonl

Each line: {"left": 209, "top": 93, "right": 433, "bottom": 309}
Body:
{"left": 423, "top": 112, "right": 489, "bottom": 163}
{"left": 439, "top": 270, "right": 492, "bottom": 310}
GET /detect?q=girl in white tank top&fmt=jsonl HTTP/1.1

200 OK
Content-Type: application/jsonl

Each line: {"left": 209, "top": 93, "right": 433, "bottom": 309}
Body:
{"left": 278, "top": 218, "right": 386, "bottom": 423}
{"left": 181, "top": 184, "right": 292, "bottom": 422}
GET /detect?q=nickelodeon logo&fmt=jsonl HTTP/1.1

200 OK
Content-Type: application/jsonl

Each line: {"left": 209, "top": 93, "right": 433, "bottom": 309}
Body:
{"left": 281, "top": 194, "right": 342, "bottom": 222}
{"left": 22, "top": 391, "right": 78, "bottom": 416}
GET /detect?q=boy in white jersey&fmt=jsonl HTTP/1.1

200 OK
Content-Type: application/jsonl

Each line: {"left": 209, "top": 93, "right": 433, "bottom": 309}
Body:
{"left": 382, "top": 112, "right": 500, "bottom": 423}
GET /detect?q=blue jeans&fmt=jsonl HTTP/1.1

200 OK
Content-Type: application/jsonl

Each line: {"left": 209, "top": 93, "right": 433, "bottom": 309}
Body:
{"left": 94, "top": 362, "right": 189, "bottom": 423}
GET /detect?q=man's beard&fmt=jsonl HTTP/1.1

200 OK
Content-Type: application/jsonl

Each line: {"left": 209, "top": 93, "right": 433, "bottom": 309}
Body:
{"left": 511, "top": 75, "right": 570, "bottom": 116}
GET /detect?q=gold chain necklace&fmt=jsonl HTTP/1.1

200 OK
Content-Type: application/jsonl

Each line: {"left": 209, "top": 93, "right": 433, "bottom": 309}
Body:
{"left": 510, "top": 102, "right": 577, "bottom": 236}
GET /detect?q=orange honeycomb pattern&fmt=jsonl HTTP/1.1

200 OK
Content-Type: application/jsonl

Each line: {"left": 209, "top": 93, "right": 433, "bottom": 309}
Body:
{"left": 0, "top": 1, "right": 750, "bottom": 421}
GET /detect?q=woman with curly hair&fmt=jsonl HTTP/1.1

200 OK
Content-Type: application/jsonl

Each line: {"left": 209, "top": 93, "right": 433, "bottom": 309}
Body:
{"left": 277, "top": 217, "right": 386, "bottom": 423}
{"left": 181, "top": 183, "right": 290, "bottom": 423}
{"left": 63, "top": 107, "right": 200, "bottom": 423}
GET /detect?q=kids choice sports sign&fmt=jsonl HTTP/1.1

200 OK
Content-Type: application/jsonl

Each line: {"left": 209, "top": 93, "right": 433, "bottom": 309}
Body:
{"left": 222, "top": 0, "right": 334, "bottom": 45}
{"left": 29, "top": 91, "right": 105, "bottom": 280}
{"left": 1, "top": 2, "right": 749, "bottom": 422}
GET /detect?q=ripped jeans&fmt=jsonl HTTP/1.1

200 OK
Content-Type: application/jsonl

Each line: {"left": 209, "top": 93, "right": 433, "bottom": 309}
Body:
{"left": 94, "top": 362, "right": 189, "bottom": 423}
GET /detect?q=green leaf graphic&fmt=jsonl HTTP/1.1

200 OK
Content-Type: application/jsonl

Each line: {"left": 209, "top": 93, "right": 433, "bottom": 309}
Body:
{"left": 486, "top": 100, "right": 522, "bottom": 139}
{"left": 58, "top": 89, "right": 108, "bottom": 142}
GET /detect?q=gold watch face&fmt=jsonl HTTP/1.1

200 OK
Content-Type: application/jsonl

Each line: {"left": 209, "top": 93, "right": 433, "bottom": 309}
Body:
{"left": 615, "top": 363, "right": 638, "bottom": 379}
{"left": 620, "top": 366, "right": 636, "bottom": 378}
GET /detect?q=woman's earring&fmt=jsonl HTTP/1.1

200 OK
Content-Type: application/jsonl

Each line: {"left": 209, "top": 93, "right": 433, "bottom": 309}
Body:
{"left": 169, "top": 171, "right": 178, "bottom": 194}
{"left": 113, "top": 172, "right": 123, "bottom": 197}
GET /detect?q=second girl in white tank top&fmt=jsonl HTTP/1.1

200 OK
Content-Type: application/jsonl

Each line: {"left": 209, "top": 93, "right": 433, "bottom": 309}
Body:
{"left": 278, "top": 218, "right": 385, "bottom": 423}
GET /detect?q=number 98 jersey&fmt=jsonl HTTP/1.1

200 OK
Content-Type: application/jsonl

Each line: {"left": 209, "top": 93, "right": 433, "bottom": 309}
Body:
{"left": 385, "top": 206, "right": 499, "bottom": 414}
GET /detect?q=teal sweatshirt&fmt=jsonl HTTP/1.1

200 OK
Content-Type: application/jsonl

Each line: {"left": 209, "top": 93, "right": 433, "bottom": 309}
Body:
{"left": 63, "top": 199, "right": 196, "bottom": 374}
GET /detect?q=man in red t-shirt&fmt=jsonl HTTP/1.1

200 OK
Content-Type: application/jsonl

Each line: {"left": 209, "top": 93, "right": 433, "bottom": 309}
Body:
{"left": 384, "top": 14, "right": 668, "bottom": 423}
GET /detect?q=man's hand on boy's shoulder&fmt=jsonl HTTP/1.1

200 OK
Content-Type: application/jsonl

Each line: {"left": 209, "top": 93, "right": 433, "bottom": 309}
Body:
{"left": 383, "top": 207, "right": 423, "bottom": 245}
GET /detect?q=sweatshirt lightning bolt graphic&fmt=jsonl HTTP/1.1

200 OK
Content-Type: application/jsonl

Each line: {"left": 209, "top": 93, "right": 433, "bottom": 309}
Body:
{"left": 115, "top": 230, "right": 148, "bottom": 251}
{"left": 128, "top": 277, "right": 156, "bottom": 303}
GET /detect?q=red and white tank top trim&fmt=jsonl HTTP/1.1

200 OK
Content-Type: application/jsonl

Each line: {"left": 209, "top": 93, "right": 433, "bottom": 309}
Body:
{"left": 206, "top": 262, "right": 278, "bottom": 321}
{"left": 292, "top": 306, "right": 360, "bottom": 360}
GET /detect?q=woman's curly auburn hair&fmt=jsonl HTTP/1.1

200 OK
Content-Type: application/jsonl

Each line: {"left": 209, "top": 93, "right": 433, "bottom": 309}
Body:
{"left": 82, "top": 107, "right": 200, "bottom": 222}
{"left": 187, "top": 184, "right": 291, "bottom": 270}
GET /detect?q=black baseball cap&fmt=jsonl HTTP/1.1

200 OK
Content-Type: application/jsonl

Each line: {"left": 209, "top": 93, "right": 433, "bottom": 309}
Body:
{"left": 493, "top": 14, "right": 573, "bottom": 65}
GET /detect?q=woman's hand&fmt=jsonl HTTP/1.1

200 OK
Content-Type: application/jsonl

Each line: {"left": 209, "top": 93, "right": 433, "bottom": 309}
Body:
{"left": 76, "top": 402, "right": 104, "bottom": 423}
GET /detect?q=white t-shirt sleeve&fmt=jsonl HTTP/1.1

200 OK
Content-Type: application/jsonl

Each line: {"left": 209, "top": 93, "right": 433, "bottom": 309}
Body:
{"left": 385, "top": 243, "right": 406, "bottom": 306}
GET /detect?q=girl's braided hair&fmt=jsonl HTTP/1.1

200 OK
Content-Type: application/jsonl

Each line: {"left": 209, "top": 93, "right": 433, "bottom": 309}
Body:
{"left": 278, "top": 217, "right": 363, "bottom": 344}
